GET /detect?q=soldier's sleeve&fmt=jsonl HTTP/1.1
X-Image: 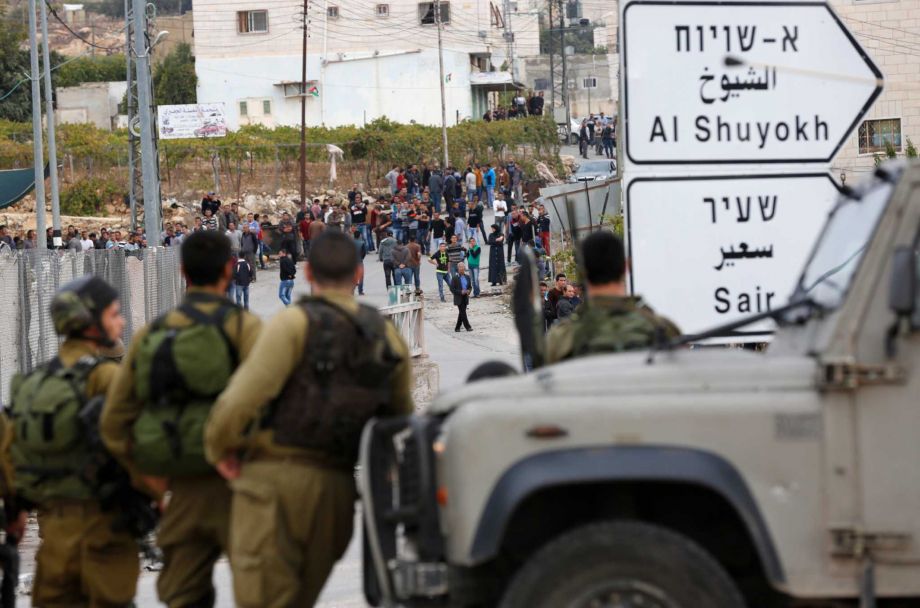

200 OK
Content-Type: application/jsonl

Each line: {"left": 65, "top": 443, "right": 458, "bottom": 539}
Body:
{"left": 205, "top": 307, "right": 306, "bottom": 464}
{"left": 225, "top": 309, "right": 264, "bottom": 360}
{"left": 381, "top": 323, "right": 414, "bottom": 417}
{"left": 544, "top": 321, "right": 574, "bottom": 365}
{"left": 100, "top": 327, "right": 147, "bottom": 464}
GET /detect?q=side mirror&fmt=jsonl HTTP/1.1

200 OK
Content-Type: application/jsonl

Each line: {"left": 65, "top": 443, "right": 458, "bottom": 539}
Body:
{"left": 888, "top": 245, "right": 917, "bottom": 317}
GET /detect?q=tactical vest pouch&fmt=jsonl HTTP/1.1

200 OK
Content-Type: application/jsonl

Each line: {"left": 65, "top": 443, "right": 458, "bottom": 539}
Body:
{"left": 268, "top": 298, "right": 401, "bottom": 469}
{"left": 132, "top": 300, "right": 238, "bottom": 477}
{"left": 9, "top": 357, "right": 100, "bottom": 503}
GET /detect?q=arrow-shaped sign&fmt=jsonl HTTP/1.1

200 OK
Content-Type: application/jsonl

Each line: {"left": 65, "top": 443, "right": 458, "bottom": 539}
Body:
{"left": 621, "top": 1, "right": 883, "bottom": 165}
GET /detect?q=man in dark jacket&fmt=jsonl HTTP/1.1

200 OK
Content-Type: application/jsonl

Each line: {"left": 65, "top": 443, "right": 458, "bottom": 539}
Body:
{"left": 278, "top": 249, "right": 296, "bottom": 305}
{"left": 428, "top": 169, "right": 444, "bottom": 214}
{"left": 449, "top": 263, "right": 473, "bottom": 332}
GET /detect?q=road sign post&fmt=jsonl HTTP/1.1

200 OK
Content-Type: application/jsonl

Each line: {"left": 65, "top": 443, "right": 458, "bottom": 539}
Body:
{"left": 626, "top": 173, "right": 839, "bottom": 336}
{"left": 618, "top": 0, "right": 882, "bottom": 338}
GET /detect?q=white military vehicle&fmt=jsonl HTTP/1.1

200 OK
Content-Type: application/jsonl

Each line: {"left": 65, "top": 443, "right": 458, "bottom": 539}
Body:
{"left": 361, "top": 162, "right": 920, "bottom": 608}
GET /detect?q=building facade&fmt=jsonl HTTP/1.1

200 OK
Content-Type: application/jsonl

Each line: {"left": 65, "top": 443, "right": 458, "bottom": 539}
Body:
{"left": 829, "top": 0, "right": 920, "bottom": 180}
{"left": 192, "top": 0, "right": 539, "bottom": 129}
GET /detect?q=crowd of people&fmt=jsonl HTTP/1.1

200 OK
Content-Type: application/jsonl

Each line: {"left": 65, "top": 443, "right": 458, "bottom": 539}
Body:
{"left": 577, "top": 112, "right": 617, "bottom": 160}
{"left": 0, "top": 157, "right": 556, "bottom": 320}
{"left": 482, "top": 90, "right": 545, "bottom": 121}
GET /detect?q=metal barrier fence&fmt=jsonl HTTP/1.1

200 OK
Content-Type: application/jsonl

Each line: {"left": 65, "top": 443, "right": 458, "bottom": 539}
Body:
{"left": 381, "top": 300, "right": 426, "bottom": 358}
{"left": 0, "top": 247, "right": 184, "bottom": 405}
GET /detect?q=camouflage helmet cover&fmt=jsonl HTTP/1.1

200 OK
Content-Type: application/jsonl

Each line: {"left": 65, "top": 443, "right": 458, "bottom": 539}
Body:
{"left": 50, "top": 275, "right": 119, "bottom": 338}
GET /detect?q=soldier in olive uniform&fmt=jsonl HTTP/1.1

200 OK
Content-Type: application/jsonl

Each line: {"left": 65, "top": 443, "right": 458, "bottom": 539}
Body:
{"left": 11, "top": 276, "right": 141, "bottom": 607}
{"left": 545, "top": 231, "right": 680, "bottom": 364}
{"left": 205, "top": 230, "right": 414, "bottom": 607}
{"left": 102, "top": 231, "right": 262, "bottom": 607}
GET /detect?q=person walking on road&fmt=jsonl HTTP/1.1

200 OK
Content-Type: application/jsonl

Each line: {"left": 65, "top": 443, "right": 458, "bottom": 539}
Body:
{"left": 391, "top": 241, "right": 413, "bottom": 287}
{"left": 428, "top": 241, "right": 451, "bottom": 302}
{"left": 378, "top": 231, "right": 397, "bottom": 289}
{"left": 279, "top": 248, "right": 296, "bottom": 305}
{"left": 353, "top": 229, "right": 368, "bottom": 296}
{"left": 102, "top": 232, "right": 262, "bottom": 608}
{"left": 466, "top": 238, "right": 482, "bottom": 297}
{"left": 407, "top": 236, "right": 423, "bottom": 293}
{"left": 233, "top": 256, "right": 254, "bottom": 310}
{"left": 487, "top": 224, "right": 507, "bottom": 286}
{"left": 450, "top": 263, "right": 473, "bottom": 332}
{"left": 204, "top": 231, "right": 413, "bottom": 608}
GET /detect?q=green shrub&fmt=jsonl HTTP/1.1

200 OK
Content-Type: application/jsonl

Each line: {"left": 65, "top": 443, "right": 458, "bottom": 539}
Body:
{"left": 61, "top": 178, "right": 121, "bottom": 216}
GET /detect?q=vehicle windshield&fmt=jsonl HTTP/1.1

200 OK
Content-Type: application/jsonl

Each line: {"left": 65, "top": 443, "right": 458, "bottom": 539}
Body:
{"left": 576, "top": 161, "right": 614, "bottom": 174}
{"left": 793, "top": 178, "right": 895, "bottom": 310}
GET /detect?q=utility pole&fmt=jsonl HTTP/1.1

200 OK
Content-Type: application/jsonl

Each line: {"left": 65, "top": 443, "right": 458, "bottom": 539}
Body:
{"left": 502, "top": 0, "right": 514, "bottom": 79}
{"left": 40, "top": 0, "right": 62, "bottom": 247}
{"left": 547, "top": 0, "right": 555, "bottom": 111}
{"left": 299, "top": 0, "right": 308, "bottom": 206}
{"left": 27, "top": 0, "right": 47, "bottom": 250}
{"left": 133, "top": 0, "right": 160, "bottom": 243}
{"left": 559, "top": 0, "right": 570, "bottom": 141}
{"left": 435, "top": 0, "right": 449, "bottom": 169}
{"left": 125, "top": 0, "right": 138, "bottom": 230}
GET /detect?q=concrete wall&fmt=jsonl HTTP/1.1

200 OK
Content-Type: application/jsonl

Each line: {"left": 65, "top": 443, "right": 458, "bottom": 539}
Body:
{"left": 56, "top": 81, "right": 127, "bottom": 131}
{"left": 196, "top": 49, "right": 477, "bottom": 128}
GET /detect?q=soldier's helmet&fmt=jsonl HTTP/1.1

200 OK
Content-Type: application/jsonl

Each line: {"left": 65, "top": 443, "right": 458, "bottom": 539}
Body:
{"left": 50, "top": 275, "right": 119, "bottom": 338}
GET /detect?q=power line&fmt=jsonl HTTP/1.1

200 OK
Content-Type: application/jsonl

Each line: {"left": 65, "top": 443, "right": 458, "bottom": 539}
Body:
{"left": 44, "top": 0, "right": 124, "bottom": 50}
{"left": 0, "top": 48, "right": 94, "bottom": 103}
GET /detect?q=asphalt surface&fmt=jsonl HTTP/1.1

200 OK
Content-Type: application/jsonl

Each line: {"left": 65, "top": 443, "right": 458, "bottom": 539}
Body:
{"left": 17, "top": 223, "right": 520, "bottom": 607}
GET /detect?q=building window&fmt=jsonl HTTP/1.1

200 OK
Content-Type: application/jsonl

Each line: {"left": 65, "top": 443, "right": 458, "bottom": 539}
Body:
{"left": 419, "top": 2, "right": 449, "bottom": 24}
{"left": 534, "top": 77, "right": 549, "bottom": 90}
{"left": 327, "top": 5, "right": 339, "bottom": 18}
{"left": 582, "top": 76, "right": 598, "bottom": 89}
{"left": 376, "top": 3, "right": 389, "bottom": 16}
{"left": 239, "top": 101, "right": 248, "bottom": 116}
{"left": 858, "top": 118, "right": 902, "bottom": 155}
{"left": 237, "top": 10, "right": 268, "bottom": 34}
{"left": 262, "top": 100, "right": 271, "bottom": 115}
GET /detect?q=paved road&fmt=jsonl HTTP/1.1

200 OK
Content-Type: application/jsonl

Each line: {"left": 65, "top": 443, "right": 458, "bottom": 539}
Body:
{"left": 17, "top": 228, "right": 519, "bottom": 607}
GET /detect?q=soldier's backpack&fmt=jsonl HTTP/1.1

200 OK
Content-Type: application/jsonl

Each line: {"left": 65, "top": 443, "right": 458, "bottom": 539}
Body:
{"left": 8, "top": 356, "right": 103, "bottom": 504}
{"left": 132, "top": 298, "right": 239, "bottom": 477}
{"left": 266, "top": 297, "right": 402, "bottom": 469}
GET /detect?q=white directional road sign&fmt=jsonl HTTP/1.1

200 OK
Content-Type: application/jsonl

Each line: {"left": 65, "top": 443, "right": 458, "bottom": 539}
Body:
{"left": 621, "top": 1, "right": 883, "bottom": 165}
{"left": 626, "top": 174, "right": 839, "bottom": 337}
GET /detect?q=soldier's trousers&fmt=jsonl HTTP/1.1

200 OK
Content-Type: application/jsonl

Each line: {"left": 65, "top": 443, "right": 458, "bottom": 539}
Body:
{"left": 157, "top": 474, "right": 232, "bottom": 608}
{"left": 229, "top": 460, "right": 356, "bottom": 608}
{"left": 33, "top": 500, "right": 139, "bottom": 608}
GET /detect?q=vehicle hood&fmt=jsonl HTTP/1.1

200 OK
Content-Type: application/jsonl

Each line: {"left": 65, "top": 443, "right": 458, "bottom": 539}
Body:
{"left": 426, "top": 348, "right": 817, "bottom": 416}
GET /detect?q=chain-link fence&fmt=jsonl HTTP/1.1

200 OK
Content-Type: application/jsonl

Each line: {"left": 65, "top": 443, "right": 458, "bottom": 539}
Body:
{"left": 0, "top": 247, "right": 184, "bottom": 405}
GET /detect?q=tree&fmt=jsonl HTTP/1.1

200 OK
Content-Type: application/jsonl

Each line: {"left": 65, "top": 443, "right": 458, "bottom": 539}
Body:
{"left": 0, "top": 0, "right": 32, "bottom": 122}
{"left": 153, "top": 43, "right": 197, "bottom": 105}
{"left": 56, "top": 54, "right": 127, "bottom": 88}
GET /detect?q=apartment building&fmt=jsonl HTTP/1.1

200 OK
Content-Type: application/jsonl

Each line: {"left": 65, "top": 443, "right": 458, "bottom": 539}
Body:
{"left": 192, "top": 0, "right": 539, "bottom": 129}
{"left": 830, "top": 0, "right": 920, "bottom": 179}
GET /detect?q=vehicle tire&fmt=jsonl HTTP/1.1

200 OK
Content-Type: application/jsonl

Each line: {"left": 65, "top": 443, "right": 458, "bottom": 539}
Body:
{"left": 498, "top": 520, "right": 746, "bottom": 608}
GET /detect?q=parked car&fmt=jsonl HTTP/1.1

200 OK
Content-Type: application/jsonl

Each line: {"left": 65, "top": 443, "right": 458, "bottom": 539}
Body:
{"left": 568, "top": 159, "right": 616, "bottom": 182}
